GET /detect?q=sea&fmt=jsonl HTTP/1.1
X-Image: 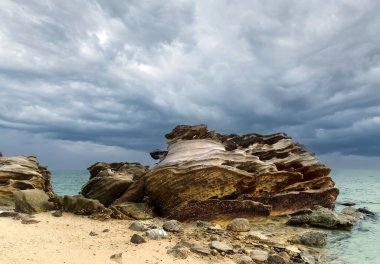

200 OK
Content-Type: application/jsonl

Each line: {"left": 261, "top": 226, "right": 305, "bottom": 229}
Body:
{"left": 51, "top": 170, "right": 380, "bottom": 264}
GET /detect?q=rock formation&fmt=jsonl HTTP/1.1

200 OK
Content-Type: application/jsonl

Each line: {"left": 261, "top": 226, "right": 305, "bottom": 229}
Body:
{"left": 81, "top": 125, "right": 338, "bottom": 221}
{"left": 0, "top": 156, "right": 54, "bottom": 208}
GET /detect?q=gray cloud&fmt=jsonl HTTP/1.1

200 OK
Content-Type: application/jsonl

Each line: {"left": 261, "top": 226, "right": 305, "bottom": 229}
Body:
{"left": 0, "top": 0, "right": 380, "bottom": 169}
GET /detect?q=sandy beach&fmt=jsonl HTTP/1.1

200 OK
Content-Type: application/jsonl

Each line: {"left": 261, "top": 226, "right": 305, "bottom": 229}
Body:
{"left": 0, "top": 212, "right": 234, "bottom": 264}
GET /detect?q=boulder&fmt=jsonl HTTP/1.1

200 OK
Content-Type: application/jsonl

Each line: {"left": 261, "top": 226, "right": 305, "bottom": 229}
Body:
{"left": 227, "top": 218, "right": 251, "bottom": 232}
{"left": 0, "top": 156, "right": 54, "bottom": 208}
{"left": 62, "top": 195, "right": 110, "bottom": 216}
{"left": 299, "top": 231, "right": 327, "bottom": 248}
{"left": 111, "top": 202, "right": 154, "bottom": 220}
{"left": 287, "top": 207, "right": 355, "bottom": 230}
{"left": 13, "top": 189, "right": 54, "bottom": 214}
{"left": 81, "top": 162, "right": 149, "bottom": 206}
{"left": 341, "top": 207, "right": 365, "bottom": 220}
{"left": 139, "top": 125, "right": 337, "bottom": 221}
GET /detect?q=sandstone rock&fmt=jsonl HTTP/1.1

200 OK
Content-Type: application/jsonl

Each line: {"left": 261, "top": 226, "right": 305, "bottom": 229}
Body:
{"left": 250, "top": 249, "right": 269, "bottom": 263}
{"left": 167, "top": 247, "right": 189, "bottom": 259}
{"left": 141, "top": 125, "right": 337, "bottom": 221}
{"left": 287, "top": 207, "right": 355, "bottom": 230}
{"left": 227, "top": 218, "right": 251, "bottom": 232}
{"left": 14, "top": 189, "right": 54, "bottom": 214}
{"left": 266, "top": 254, "right": 288, "bottom": 264}
{"left": 111, "top": 202, "right": 154, "bottom": 220}
{"left": 62, "top": 195, "right": 111, "bottom": 217}
{"left": 81, "top": 162, "right": 149, "bottom": 207}
{"left": 210, "top": 241, "right": 233, "bottom": 253}
{"left": 145, "top": 229, "right": 168, "bottom": 240}
{"left": 81, "top": 176, "right": 134, "bottom": 206}
{"left": 236, "top": 255, "right": 255, "bottom": 264}
{"left": 299, "top": 231, "right": 327, "bottom": 248}
{"left": 131, "top": 233, "right": 146, "bottom": 244}
{"left": 190, "top": 245, "right": 212, "bottom": 256}
{"left": 163, "top": 220, "right": 183, "bottom": 232}
{"left": 0, "top": 156, "right": 54, "bottom": 208}
{"left": 341, "top": 207, "right": 365, "bottom": 220}
{"left": 129, "top": 221, "right": 147, "bottom": 231}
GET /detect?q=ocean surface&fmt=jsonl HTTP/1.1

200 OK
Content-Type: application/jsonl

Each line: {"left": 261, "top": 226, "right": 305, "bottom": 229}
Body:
{"left": 51, "top": 170, "right": 380, "bottom": 264}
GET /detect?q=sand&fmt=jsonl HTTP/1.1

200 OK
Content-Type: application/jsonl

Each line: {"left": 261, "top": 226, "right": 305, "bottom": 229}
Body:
{"left": 0, "top": 212, "right": 235, "bottom": 264}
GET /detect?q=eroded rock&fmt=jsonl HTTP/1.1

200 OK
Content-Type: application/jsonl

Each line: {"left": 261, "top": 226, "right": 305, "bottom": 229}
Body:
{"left": 14, "top": 189, "right": 54, "bottom": 214}
{"left": 141, "top": 125, "right": 338, "bottom": 221}
{"left": 227, "top": 218, "right": 251, "bottom": 232}
{"left": 0, "top": 156, "right": 54, "bottom": 208}
{"left": 287, "top": 207, "right": 355, "bottom": 230}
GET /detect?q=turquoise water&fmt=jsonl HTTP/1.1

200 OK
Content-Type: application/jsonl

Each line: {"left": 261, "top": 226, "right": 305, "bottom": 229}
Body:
{"left": 51, "top": 170, "right": 89, "bottom": 196}
{"left": 51, "top": 170, "right": 380, "bottom": 263}
{"left": 325, "top": 171, "right": 380, "bottom": 264}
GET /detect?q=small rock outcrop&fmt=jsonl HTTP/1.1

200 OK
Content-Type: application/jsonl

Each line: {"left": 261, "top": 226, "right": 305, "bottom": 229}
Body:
{"left": 287, "top": 207, "right": 355, "bottom": 230}
{"left": 0, "top": 156, "right": 54, "bottom": 208}
{"left": 14, "top": 189, "right": 54, "bottom": 214}
{"left": 81, "top": 162, "right": 149, "bottom": 207}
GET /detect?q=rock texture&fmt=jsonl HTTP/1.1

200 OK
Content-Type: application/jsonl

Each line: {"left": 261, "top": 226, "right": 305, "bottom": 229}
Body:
{"left": 0, "top": 156, "right": 54, "bottom": 208}
{"left": 124, "top": 125, "right": 338, "bottom": 221}
{"left": 287, "top": 207, "right": 355, "bottom": 230}
{"left": 81, "top": 162, "right": 149, "bottom": 207}
{"left": 79, "top": 124, "right": 338, "bottom": 222}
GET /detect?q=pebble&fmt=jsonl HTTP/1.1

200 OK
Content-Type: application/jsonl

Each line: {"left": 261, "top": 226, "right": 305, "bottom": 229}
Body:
{"left": 129, "top": 221, "right": 147, "bottom": 231}
{"left": 146, "top": 229, "right": 168, "bottom": 240}
{"left": 131, "top": 234, "right": 146, "bottom": 244}
{"left": 210, "top": 241, "right": 233, "bottom": 253}
{"left": 52, "top": 210, "right": 63, "bottom": 217}
{"left": 250, "top": 249, "right": 269, "bottom": 262}
{"left": 163, "top": 220, "right": 183, "bottom": 232}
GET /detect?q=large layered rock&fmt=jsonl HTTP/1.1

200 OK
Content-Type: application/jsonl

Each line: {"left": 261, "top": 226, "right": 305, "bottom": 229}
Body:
{"left": 0, "top": 156, "right": 54, "bottom": 208}
{"left": 115, "top": 125, "right": 338, "bottom": 221}
{"left": 81, "top": 162, "right": 149, "bottom": 207}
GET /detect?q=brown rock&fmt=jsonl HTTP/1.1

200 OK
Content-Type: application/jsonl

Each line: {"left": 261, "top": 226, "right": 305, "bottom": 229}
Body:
{"left": 227, "top": 218, "right": 251, "bottom": 232}
{"left": 0, "top": 156, "right": 54, "bottom": 208}
{"left": 141, "top": 125, "right": 338, "bottom": 221}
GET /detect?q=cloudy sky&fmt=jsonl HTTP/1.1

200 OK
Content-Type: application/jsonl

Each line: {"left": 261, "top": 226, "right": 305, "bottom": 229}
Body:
{"left": 1, "top": 0, "right": 379, "bottom": 170}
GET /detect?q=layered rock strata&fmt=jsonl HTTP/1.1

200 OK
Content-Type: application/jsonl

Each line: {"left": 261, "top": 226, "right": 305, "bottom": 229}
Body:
{"left": 117, "top": 125, "right": 337, "bottom": 221}
{"left": 0, "top": 156, "right": 54, "bottom": 208}
{"left": 82, "top": 125, "right": 338, "bottom": 221}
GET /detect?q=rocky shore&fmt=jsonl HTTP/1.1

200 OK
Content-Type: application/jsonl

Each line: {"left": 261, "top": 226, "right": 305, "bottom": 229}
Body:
{"left": 0, "top": 125, "right": 375, "bottom": 263}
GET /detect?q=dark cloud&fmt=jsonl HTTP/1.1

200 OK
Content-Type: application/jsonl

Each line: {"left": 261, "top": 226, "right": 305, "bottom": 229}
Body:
{"left": 0, "top": 0, "right": 380, "bottom": 169}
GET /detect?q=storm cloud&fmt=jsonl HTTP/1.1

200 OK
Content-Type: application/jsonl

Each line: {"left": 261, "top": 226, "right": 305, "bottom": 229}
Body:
{"left": 0, "top": 0, "right": 379, "bottom": 169}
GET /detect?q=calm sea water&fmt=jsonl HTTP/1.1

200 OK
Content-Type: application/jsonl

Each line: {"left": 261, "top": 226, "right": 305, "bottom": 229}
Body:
{"left": 50, "top": 170, "right": 380, "bottom": 263}
{"left": 51, "top": 170, "right": 89, "bottom": 196}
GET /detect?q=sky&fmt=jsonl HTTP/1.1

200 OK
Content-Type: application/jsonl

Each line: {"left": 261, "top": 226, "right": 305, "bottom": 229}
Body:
{"left": 0, "top": 0, "right": 379, "bottom": 171}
